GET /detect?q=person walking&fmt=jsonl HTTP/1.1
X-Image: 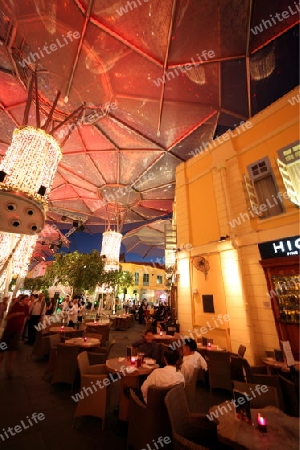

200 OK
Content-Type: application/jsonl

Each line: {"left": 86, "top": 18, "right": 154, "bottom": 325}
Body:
{"left": 0, "top": 295, "right": 30, "bottom": 378}
{"left": 27, "top": 293, "right": 46, "bottom": 345}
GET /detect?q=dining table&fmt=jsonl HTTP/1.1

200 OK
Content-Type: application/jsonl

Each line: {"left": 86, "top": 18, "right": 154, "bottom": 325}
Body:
{"left": 106, "top": 357, "right": 158, "bottom": 421}
{"left": 209, "top": 402, "right": 299, "bottom": 450}
{"left": 262, "top": 357, "right": 300, "bottom": 373}
{"left": 49, "top": 326, "right": 76, "bottom": 333}
{"left": 152, "top": 334, "right": 177, "bottom": 343}
{"left": 64, "top": 337, "right": 100, "bottom": 348}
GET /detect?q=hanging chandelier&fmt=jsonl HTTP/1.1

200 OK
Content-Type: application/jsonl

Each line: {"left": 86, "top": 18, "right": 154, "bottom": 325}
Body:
{"left": 0, "top": 126, "right": 61, "bottom": 234}
{"left": 100, "top": 202, "right": 127, "bottom": 272}
{"left": 0, "top": 233, "right": 38, "bottom": 292}
{"left": 0, "top": 71, "right": 85, "bottom": 294}
{"left": 0, "top": 71, "right": 84, "bottom": 235}
{"left": 101, "top": 230, "right": 123, "bottom": 272}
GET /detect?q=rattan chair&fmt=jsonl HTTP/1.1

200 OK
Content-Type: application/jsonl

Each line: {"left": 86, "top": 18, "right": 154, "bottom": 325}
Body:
{"left": 127, "top": 385, "right": 177, "bottom": 450}
{"left": 74, "top": 352, "right": 111, "bottom": 430}
{"left": 51, "top": 343, "right": 80, "bottom": 388}
{"left": 207, "top": 351, "right": 233, "bottom": 393}
{"left": 241, "top": 371, "right": 284, "bottom": 411}
{"left": 241, "top": 358, "right": 268, "bottom": 383}
{"left": 164, "top": 384, "right": 220, "bottom": 450}
{"left": 88, "top": 338, "right": 116, "bottom": 363}
{"left": 279, "top": 374, "right": 299, "bottom": 416}
{"left": 31, "top": 330, "right": 51, "bottom": 360}
{"left": 237, "top": 345, "right": 246, "bottom": 358}
{"left": 230, "top": 355, "right": 246, "bottom": 382}
{"left": 233, "top": 380, "right": 280, "bottom": 409}
{"left": 185, "top": 367, "right": 200, "bottom": 411}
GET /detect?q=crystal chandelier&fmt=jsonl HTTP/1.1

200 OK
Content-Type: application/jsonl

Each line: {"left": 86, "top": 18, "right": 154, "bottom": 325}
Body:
{"left": 0, "top": 126, "right": 62, "bottom": 234}
{"left": 0, "top": 233, "right": 38, "bottom": 292}
{"left": 0, "top": 71, "right": 85, "bottom": 293}
{"left": 101, "top": 230, "right": 123, "bottom": 272}
{"left": 100, "top": 203, "right": 127, "bottom": 272}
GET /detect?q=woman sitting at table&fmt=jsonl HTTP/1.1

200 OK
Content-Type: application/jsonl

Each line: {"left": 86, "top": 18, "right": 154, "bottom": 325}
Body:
{"left": 132, "top": 330, "right": 159, "bottom": 360}
{"left": 181, "top": 338, "right": 207, "bottom": 383}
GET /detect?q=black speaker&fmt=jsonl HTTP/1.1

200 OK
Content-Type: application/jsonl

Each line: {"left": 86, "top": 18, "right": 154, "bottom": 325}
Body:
{"left": 73, "top": 220, "right": 79, "bottom": 228}
{"left": 37, "top": 185, "right": 46, "bottom": 196}
{"left": 0, "top": 171, "right": 6, "bottom": 182}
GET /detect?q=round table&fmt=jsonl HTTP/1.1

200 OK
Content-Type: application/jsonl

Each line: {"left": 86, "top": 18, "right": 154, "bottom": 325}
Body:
{"left": 209, "top": 403, "right": 299, "bottom": 450}
{"left": 106, "top": 357, "right": 158, "bottom": 421}
{"left": 152, "top": 334, "right": 177, "bottom": 343}
{"left": 64, "top": 337, "right": 100, "bottom": 348}
{"left": 49, "top": 326, "right": 75, "bottom": 333}
{"left": 85, "top": 321, "right": 110, "bottom": 326}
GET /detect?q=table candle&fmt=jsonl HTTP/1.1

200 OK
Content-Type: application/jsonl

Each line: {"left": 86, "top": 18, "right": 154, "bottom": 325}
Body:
{"left": 257, "top": 414, "right": 267, "bottom": 432}
{"left": 131, "top": 356, "right": 136, "bottom": 365}
{"left": 160, "top": 331, "right": 162, "bottom": 336}
{"left": 60, "top": 326, "right": 64, "bottom": 331}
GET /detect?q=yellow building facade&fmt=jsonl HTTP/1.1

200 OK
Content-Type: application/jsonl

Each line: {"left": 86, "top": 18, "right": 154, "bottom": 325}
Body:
{"left": 118, "top": 262, "right": 168, "bottom": 304}
{"left": 175, "top": 87, "right": 299, "bottom": 365}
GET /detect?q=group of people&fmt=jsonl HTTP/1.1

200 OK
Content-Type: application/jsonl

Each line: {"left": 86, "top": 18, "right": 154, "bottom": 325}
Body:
{"left": 59, "top": 296, "right": 86, "bottom": 326}
{"left": 132, "top": 330, "right": 207, "bottom": 403}
{"left": 0, "top": 292, "right": 86, "bottom": 378}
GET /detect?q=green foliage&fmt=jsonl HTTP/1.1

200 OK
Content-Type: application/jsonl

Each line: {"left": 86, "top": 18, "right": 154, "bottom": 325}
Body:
{"left": 117, "top": 270, "right": 134, "bottom": 291}
{"left": 22, "top": 276, "right": 51, "bottom": 293}
{"left": 44, "top": 250, "right": 107, "bottom": 293}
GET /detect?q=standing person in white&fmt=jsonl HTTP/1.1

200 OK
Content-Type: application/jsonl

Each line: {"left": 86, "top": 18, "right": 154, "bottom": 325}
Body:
{"left": 68, "top": 299, "right": 79, "bottom": 328}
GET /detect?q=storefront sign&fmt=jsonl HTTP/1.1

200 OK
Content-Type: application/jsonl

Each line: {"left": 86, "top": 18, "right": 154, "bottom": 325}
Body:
{"left": 258, "top": 236, "right": 300, "bottom": 259}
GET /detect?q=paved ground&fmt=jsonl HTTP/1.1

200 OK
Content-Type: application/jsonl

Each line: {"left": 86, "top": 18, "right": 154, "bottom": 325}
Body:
{"left": 0, "top": 320, "right": 231, "bottom": 450}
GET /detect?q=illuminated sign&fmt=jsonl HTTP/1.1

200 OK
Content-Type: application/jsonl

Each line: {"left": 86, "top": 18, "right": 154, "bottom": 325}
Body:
{"left": 258, "top": 236, "right": 300, "bottom": 259}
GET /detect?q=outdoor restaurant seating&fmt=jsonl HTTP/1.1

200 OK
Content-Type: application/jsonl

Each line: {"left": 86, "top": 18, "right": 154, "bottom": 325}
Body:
{"left": 50, "top": 343, "right": 80, "bottom": 389}
{"left": 207, "top": 351, "right": 232, "bottom": 393}
{"left": 74, "top": 352, "right": 111, "bottom": 430}
{"left": 233, "top": 380, "right": 280, "bottom": 409}
{"left": 127, "top": 385, "right": 175, "bottom": 450}
{"left": 185, "top": 367, "right": 200, "bottom": 411}
{"left": 278, "top": 374, "right": 299, "bottom": 417}
{"left": 88, "top": 339, "right": 116, "bottom": 364}
{"left": 164, "top": 384, "right": 221, "bottom": 450}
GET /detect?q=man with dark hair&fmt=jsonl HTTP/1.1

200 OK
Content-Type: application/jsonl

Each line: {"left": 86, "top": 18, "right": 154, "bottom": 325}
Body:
{"left": 141, "top": 349, "right": 184, "bottom": 403}
{"left": 181, "top": 338, "right": 207, "bottom": 383}
{"left": 132, "top": 330, "right": 159, "bottom": 360}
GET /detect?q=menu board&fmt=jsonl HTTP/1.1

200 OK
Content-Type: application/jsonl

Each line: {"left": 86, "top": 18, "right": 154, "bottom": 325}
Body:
{"left": 233, "top": 390, "right": 251, "bottom": 424}
{"left": 281, "top": 340, "right": 295, "bottom": 367}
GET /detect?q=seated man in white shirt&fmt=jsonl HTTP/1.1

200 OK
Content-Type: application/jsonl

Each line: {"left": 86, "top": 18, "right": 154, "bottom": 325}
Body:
{"left": 141, "top": 349, "right": 184, "bottom": 403}
{"left": 181, "top": 338, "right": 207, "bottom": 383}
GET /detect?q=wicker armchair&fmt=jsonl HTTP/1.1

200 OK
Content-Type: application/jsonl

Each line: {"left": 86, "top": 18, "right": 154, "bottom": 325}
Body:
{"left": 164, "top": 384, "right": 221, "bottom": 450}
{"left": 207, "top": 351, "right": 233, "bottom": 393}
{"left": 279, "top": 374, "right": 299, "bottom": 417}
{"left": 185, "top": 367, "right": 200, "bottom": 411}
{"left": 88, "top": 338, "right": 116, "bottom": 364}
{"left": 127, "top": 385, "right": 177, "bottom": 450}
{"left": 233, "top": 380, "right": 280, "bottom": 409}
{"left": 50, "top": 343, "right": 80, "bottom": 388}
{"left": 74, "top": 352, "right": 111, "bottom": 430}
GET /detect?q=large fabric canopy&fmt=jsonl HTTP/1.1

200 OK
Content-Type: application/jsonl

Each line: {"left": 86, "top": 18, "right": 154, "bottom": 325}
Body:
{"left": 0, "top": 0, "right": 298, "bottom": 236}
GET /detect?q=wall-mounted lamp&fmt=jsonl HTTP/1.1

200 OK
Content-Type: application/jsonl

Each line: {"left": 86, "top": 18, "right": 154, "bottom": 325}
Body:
{"left": 218, "top": 235, "right": 230, "bottom": 242}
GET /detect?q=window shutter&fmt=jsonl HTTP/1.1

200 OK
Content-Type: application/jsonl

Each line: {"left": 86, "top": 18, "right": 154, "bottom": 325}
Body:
{"left": 276, "top": 159, "right": 300, "bottom": 206}
{"left": 243, "top": 174, "right": 262, "bottom": 216}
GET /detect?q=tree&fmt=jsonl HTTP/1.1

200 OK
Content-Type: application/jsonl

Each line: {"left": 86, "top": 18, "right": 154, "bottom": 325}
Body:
{"left": 23, "top": 276, "right": 51, "bottom": 294}
{"left": 44, "top": 250, "right": 107, "bottom": 294}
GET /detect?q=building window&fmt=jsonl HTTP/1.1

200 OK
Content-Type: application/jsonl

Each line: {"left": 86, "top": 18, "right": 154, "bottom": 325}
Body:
{"left": 156, "top": 275, "right": 163, "bottom": 285}
{"left": 244, "top": 156, "right": 284, "bottom": 218}
{"left": 134, "top": 272, "right": 139, "bottom": 285}
{"left": 143, "top": 273, "right": 149, "bottom": 285}
{"left": 277, "top": 141, "right": 300, "bottom": 206}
